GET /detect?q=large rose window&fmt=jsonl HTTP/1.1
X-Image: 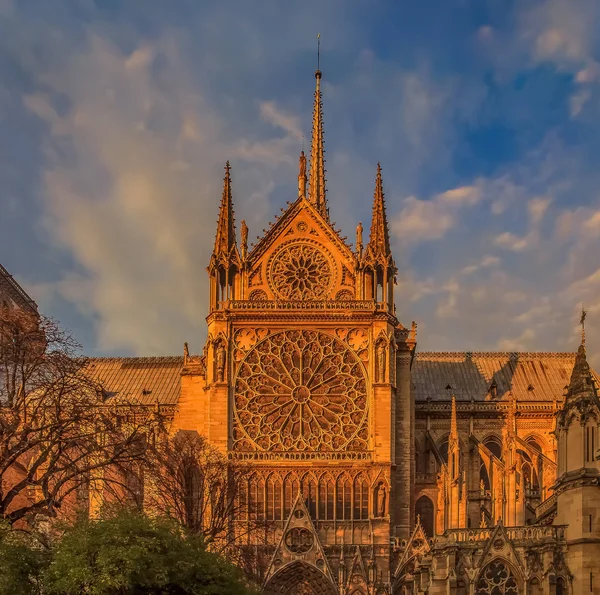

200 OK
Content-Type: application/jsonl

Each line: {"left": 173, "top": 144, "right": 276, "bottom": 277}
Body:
{"left": 269, "top": 243, "right": 333, "bottom": 300}
{"left": 233, "top": 330, "right": 368, "bottom": 452}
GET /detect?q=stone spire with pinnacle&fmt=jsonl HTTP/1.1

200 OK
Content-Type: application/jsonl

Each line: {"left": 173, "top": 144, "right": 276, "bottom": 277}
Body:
{"left": 212, "top": 161, "right": 238, "bottom": 258}
{"left": 365, "top": 163, "right": 393, "bottom": 263}
{"left": 308, "top": 69, "right": 328, "bottom": 220}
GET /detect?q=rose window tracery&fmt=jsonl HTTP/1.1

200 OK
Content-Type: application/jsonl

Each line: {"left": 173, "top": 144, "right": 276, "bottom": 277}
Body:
{"left": 269, "top": 243, "right": 333, "bottom": 300}
{"left": 475, "top": 560, "right": 518, "bottom": 595}
{"left": 233, "top": 330, "right": 368, "bottom": 452}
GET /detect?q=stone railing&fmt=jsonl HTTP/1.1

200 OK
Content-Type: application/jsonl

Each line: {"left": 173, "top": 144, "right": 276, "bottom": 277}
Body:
{"left": 442, "top": 525, "right": 565, "bottom": 544}
{"left": 227, "top": 300, "right": 376, "bottom": 311}
{"left": 229, "top": 450, "right": 373, "bottom": 461}
{"left": 535, "top": 493, "right": 557, "bottom": 519}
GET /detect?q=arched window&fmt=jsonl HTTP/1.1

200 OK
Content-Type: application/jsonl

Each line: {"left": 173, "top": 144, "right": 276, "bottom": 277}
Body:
{"left": 248, "top": 475, "right": 265, "bottom": 521}
{"left": 302, "top": 474, "right": 317, "bottom": 519}
{"left": 319, "top": 475, "right": 334, "bottom": 520}
{"left": 178, "top": 458, "right": 203, "bottom": 531}
{"left": 336, "top": 475, "right": 352, "bottom": 520}
{"left": 353, "top": 474, "right": 369, "bottom": 520}
{"left": 266, "top": 474, "right": 282, "bottom": 521}
{"left": 283, "top": 474, "right": 299, "bottom": 519}
{"left": 415, "top": 495, "right": 434, "bottom": 537}
{"left": 556, "top": 576, "right": 566, "bottom": 595}
{"left": 476, "top": 560, "right": 518, "bottom": 595}
{"left": 438, "top": 437, "right": 449, "bottom": 466}
{"left": 484, "top": 436, "right": 503, "bottom": 459}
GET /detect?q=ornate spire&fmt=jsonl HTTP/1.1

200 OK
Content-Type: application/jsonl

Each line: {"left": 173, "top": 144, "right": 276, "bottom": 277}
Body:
{"left": 308, "top": 69, "right": 328, "bottom": 219}
{"left": 366, "top": 163, "right": 392, "bottom": 261}
{"left": 565, "top": 343, "right": 597, "bottom": 404}
{"left": 213, "top": 161, "right": 237, "bottom": 257}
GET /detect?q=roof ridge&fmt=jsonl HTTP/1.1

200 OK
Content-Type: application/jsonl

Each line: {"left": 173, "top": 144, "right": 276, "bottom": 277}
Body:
{"left": 416, "top": 351, "right": 577, "bottom": 359}
{"left": 88, "top": 355, "right": 183, "bottom": 363}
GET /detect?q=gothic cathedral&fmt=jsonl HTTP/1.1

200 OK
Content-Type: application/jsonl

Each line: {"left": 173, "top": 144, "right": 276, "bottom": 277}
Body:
{"left": 86, "top": 68, "right": 600, "bottom": 594}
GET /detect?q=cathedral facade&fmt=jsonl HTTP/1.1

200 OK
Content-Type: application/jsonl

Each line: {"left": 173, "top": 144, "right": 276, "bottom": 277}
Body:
{"left": 8, "top": 67, "right": 600, "bottom": 594}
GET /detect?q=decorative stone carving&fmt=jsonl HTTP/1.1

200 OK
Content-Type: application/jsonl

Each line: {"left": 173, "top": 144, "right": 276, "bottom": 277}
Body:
{"left": 269, "top": 242, "right": 333, "bottom": 300}
{"left": 375, "top": 338, "right": 387, "bottom": 383}
{"left": 233, "top": 329, "right": 368, "bottom": 452}
{"left": 249, "top": 289, "right": 267, "bottom": 301}
{"left": 215, "top": 340, "right": 227, "bottom": 383}
{"left": 375, "top": 482, "right": 387, "bottom": 517}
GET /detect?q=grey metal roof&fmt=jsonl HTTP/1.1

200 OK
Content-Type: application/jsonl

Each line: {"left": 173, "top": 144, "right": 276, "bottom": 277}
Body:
{"left": 413, "top": 351, "right": 600, "bottom": 402}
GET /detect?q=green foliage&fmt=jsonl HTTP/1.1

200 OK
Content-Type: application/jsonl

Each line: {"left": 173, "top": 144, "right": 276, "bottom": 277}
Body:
{"left": 0, "top": 522, "right": 47, "bottom": 595}
{"left": 43, "top": 510, "right": 258, "bottom": 595}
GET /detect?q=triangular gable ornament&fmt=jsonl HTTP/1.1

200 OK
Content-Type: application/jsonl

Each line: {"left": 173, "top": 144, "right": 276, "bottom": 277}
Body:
{"left": 478, "top": 520, "right": 524, "bottom": 578}
{"left": 394, "top": 515, "right": 431, "bottom": 578}
{"left": 263, "top": 493, "right": 335, "bottom": 587}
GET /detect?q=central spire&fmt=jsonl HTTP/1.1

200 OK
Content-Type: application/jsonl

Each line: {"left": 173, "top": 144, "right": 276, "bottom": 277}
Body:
{"left": 308, "top": 68, "right": 328, "bottom": 220}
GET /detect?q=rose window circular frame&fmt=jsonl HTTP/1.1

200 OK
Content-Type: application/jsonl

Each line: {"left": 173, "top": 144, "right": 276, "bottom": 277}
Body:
{"left": 268, "top": 242, "right": 334, "bottom": 300}
{"left": 233, "top": 330, "right": 369, "bottom": 452}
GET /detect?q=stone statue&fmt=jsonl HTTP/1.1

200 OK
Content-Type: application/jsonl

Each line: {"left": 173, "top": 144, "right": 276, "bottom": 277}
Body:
{"left": 299, "top": 150, "right": 306, "bottom": 178}
{"left": 183, "top": 341, "right": 190, "bottom": 364}
{"left": 356, "top": 222, "right": 363, "bottom": 255}
{"left": 241, "top": 220, "right": 248, "bottom": 258}
{"left": 376, "top": 339, "right": 386, "bottom": 383}
{"left": 376, "top": 482, "right": 386, "bottom": 517}
{"left": 216, "top": 341, "right": 226, "bottom": 382}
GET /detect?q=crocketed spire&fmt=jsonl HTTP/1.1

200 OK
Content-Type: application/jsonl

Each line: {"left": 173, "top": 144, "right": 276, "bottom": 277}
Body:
{"left": 308, "top": 69, "right": 328, "bottom": 220}
{"left": 365, "top": 163, "right": 392, "bottom": 262}
{"left": 565, "top": 344, "right": 597, "bottom": 404}
{"left": 213, "top": 161, "right": 238, "bottom": 257}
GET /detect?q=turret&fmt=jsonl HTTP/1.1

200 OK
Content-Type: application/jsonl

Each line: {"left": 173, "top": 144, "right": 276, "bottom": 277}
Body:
{"left": 554, "top": 314, "right": 600, "bottom": 594}
{"left": 360, "top": 164, "right": 397, "bottom": 313}
{"left": 208, "top": 162, "right": 242, "bottom": 310}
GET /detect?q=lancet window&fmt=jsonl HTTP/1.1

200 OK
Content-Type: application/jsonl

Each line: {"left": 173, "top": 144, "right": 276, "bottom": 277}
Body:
{"left": 241, "top": 472, "right": 376, "bottom": 522}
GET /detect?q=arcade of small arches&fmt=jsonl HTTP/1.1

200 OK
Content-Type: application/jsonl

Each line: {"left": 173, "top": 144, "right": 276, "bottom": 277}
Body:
{"left": 237, "top": 471, "right": 388, "bottom": 523}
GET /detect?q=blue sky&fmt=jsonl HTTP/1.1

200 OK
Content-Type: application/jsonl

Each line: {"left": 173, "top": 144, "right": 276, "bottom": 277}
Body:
{"left": 1, "top": 0, "right": 600, "bottom": 365}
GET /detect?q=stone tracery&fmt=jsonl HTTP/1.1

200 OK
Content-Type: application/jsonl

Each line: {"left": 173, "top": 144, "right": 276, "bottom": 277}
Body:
{"left": 233, "top": 330, "right": 368, "bottom": 452}
{"left": 269, "top": 243, "right": 334, "bottom": 300}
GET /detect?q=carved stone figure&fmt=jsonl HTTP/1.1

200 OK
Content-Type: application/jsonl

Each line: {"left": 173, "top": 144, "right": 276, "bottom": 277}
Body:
{"left": 216, "top": 341, "right": 226, "bottom": 383}
{"left": 183, "top": 341, "right": 190, "bottom": 364}
{"left": 376, "top": 339, "right": 387, "bottom": 383}
{"left": 299, "top": 150, "right": 306, "bottom": 178}
{"left": 356, "top": 222, "right": 363, "bottom": 255}
{"left": 376, "top": 482, "right": 386, "bottom": 517}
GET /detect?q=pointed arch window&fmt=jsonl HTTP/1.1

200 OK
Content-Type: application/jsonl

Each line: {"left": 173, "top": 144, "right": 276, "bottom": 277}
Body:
{"left": 353, "top": 474, "right": 369, "bottom": 520}
{"left": 319, "top": 475, "right": 334, "bottom": 520}
{"left": 266, "top": 475, "right": 282, "bottom": 521}
{"left": 336, "top": 475, "right": 352, "bottom": 520}
{"left": 283, "top": 475, "right": 299, "bottom": 519}
{"left": 302, "top": 475, "right": 317, "bottom": 519}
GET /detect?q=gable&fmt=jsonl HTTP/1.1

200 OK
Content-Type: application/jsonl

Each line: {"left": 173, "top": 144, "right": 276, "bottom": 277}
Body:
{"left": 245, "top": 197, "right": 357, "bottom": 301}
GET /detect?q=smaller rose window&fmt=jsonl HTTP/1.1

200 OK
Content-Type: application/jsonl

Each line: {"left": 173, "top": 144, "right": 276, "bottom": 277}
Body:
{"left": 285, "top": 528, "right": 314, "bottom": 554}
{"left": 269, "top": 243, "right": 333, "bottom": 300}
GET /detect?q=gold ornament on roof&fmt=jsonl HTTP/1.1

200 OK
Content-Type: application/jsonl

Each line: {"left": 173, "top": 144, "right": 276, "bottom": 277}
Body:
{"left": 233, "top": 330, "right": 368, "bottom": 452}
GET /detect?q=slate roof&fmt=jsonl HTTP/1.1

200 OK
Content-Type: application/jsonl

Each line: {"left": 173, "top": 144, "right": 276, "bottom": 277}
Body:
{"left": 85, "top": 357, "right": 183, "bottom": 405}
{"left": 84, "top": 351, "right": 600, "bottom": 407}
{"left": 413, "top": 351, "right": 600, "bottom": 402}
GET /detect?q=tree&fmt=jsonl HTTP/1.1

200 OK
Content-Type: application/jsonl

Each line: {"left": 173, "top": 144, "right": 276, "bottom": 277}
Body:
{"left": 0, "top": 522, "right": 46, "bottom": 595}
{"left": 43, "top": 509, "right": 259, "bottom": 595}
{"left": 143, "top": 431, "right": 259, "bottom": 561}
{"left": 0, "top": 307, "right": 149, "bottom": 525}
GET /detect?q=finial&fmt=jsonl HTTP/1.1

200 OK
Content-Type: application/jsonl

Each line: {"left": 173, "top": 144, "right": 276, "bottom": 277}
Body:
{"left": 316, "top": 33, "right": 321, "bottom": 77}
{"left": 580, "top": 304, "right": 587, "bottom": 347}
